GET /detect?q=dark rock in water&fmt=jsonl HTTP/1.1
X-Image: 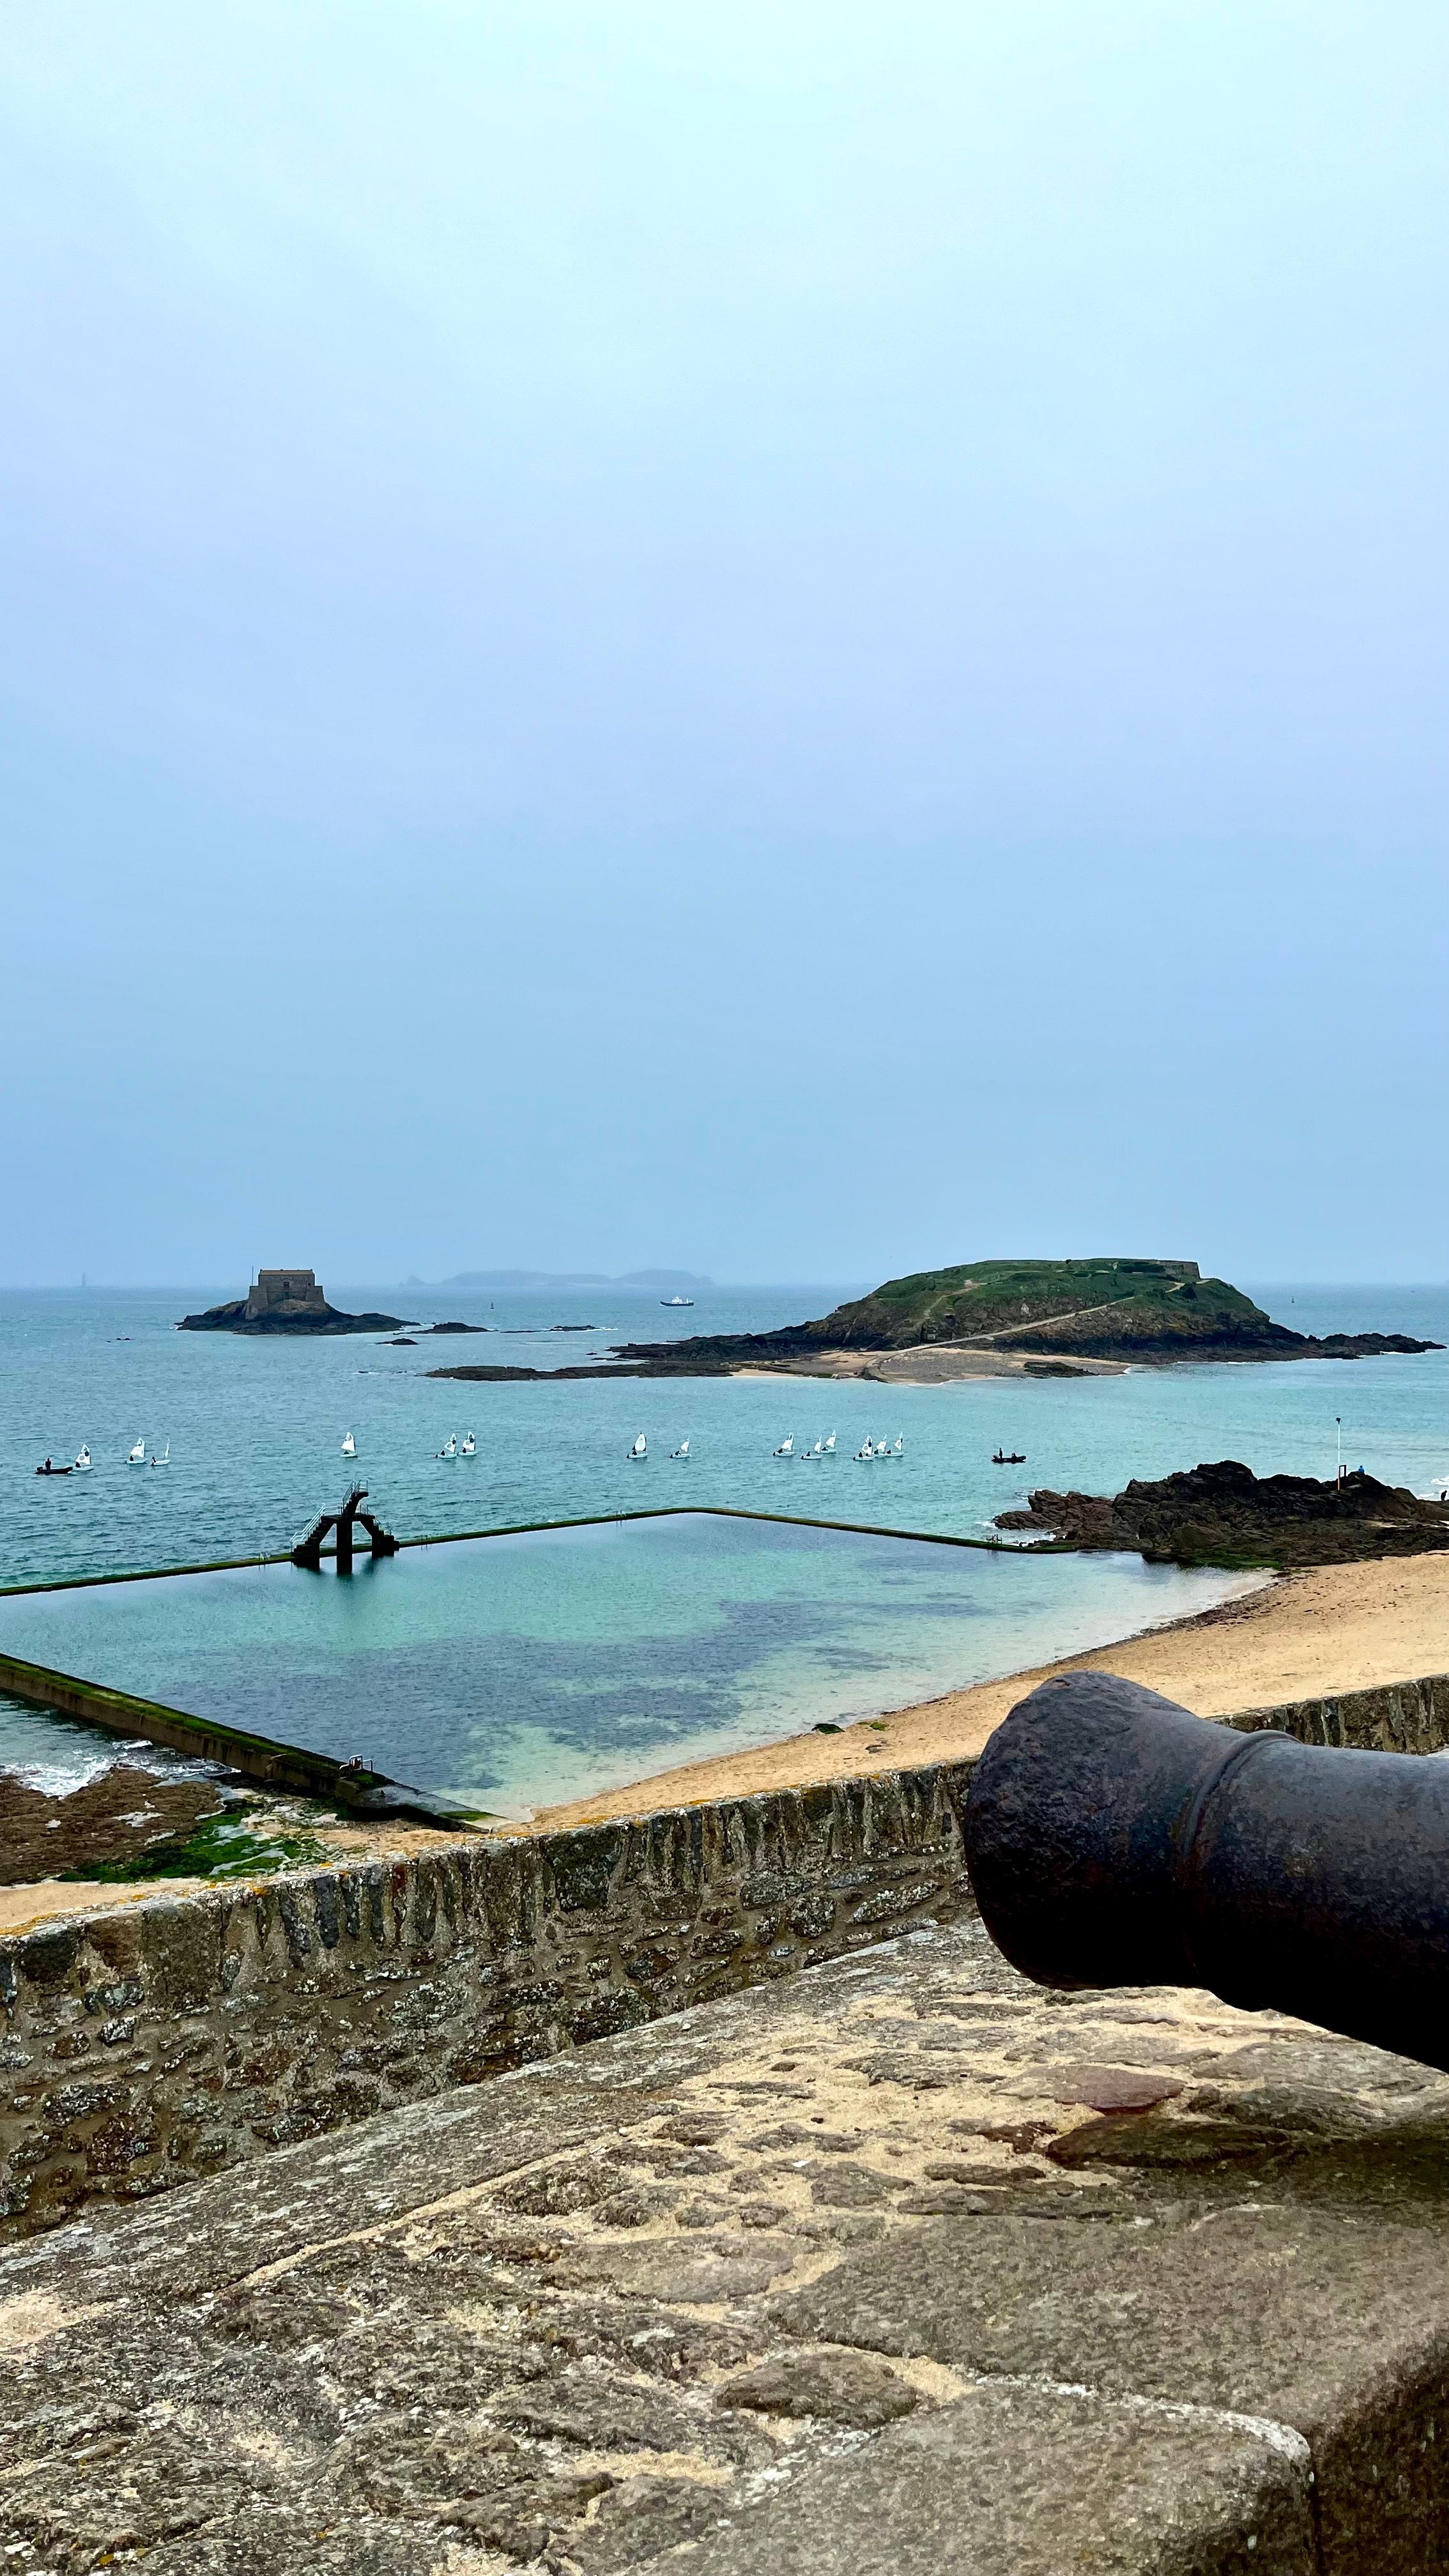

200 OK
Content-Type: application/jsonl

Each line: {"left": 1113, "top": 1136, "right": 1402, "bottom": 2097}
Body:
{"left": 995, "top": 1459, "right": 1449, "bottom": 1567}
{"left": 423, "top": 1320, "right": 487, "bottom": 1334}
{"left": 427, "top": 1363, "right": 652, "bottom": 1382}
{"left": 387, "top": 1336, "right": 418, "bottom": 1346}
{"left": 180, "top": 1267, "right": 411, "bottom": 1336}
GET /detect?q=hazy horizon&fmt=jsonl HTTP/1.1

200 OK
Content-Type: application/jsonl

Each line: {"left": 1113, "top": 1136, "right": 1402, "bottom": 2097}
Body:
{"left": 3, "top": 4, "right": 1445, "bottom": 1285}
{"left": 3, "top": 1266, "right": 1445, "bottom": 1296}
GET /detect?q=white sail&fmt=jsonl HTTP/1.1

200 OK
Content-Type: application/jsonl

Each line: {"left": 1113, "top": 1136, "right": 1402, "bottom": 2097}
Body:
{"left": 341, "top": 1432, "right": 356, "bottom": 1459}
{"left": 74, "top": 1445, "right": 91, "bottom": 1471}
{"left": 671, "top": 1439, "right": 689, "bottom": 1458}
{"left": 461, "top": 1432, "right": 477, "bottom": 1456}
{"left": 630, "top": 1433, "right": 647, "bottom": 1457}
{"left": 440, "top": 1434, "right": 457, "bottom": 1459}
{"left": 772, "top": 1435, "right": 793, "bottom": 1456}
{"left": 127, "top": 1437, "right": 145, "bottom": 1463}
{"left": 823, "top": 1432, "right": 836, "bottom": 1453}
{"left": 892, "top": 1435, "right": 904, "bottom": 1455}
{"left": 150, "top": 1443, "right": 169, "bottom": 1466}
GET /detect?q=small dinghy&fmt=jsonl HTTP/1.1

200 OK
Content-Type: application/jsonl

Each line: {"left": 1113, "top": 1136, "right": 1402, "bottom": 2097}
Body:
{"left": 772, "top": 1435, "right": 794, "bottom": 1457}
{"left": 888, "top": 1434, "right": 904, "bottom": 1458}
{"left": 438, "top": 1434, "right": 458, "bottom": 1460}
{"left": 341, "top": 1431, "right": 357, "bottom": 1460}
{"left": 73, "top": 1445, "right": 92, "bottom": 1472}
{"left": 802, "top": 1437, "right": 823, "bottom": 1459}
{"left": 149, "top": 1442, "right": 170, "bottom": 1467}
{"left": 822, "top": 1431, "right": 836, "bottom": 1453}
{"left": 854, "top": 1439, "right": 877, "bottom": 1461}
{"left": 35, "top": 1457, "right": 72, "bottom": 1476}
{"left": 670, "top": 1439, "right": 689, "bottom": 1459}
{"left": 628, "top": 1434, "right": 648, "bottom": 1460}
{"left": 127, "top": 1437, "right": 146, "bottom": 1464}
{"left": 461, "top": 1432, "right": 477, "bottom": 1457}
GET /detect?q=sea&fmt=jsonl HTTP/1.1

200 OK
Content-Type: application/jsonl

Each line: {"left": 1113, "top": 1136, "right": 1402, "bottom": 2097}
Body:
{"left": 1, "top": 1280, "right": 1444, "bottom": 1808}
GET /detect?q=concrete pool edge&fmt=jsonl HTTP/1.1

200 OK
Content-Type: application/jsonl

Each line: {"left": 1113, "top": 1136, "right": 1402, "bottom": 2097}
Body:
{"left": 0, "top": 1648, "right": 480, "bottom": 1829}
{"left": 0, "top": 1500, "right": 1076, "bottom": 1603}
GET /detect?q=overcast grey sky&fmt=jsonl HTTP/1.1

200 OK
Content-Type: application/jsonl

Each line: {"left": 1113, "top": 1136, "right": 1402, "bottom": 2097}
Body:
{"left": 3, "top": 2, "right": 1445, "bottom": 1287}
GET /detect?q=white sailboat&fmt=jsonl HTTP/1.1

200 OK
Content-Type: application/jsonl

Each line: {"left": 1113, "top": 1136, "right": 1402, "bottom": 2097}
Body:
{"left": 854, "top": 1439, "right": 876, "bottom": 1460}
{"left": 461, "top": 1432, "right": 477, "bottom": 1457}
{"left": 804, "top": 1438, "right": 823, "bottom": 1459}
{"left": 628, "top": 1434, "right": 648, "bottom": 1459}
{"left": 127, "top": 1436, "right": 146, "bottom": 1464}
{"left": 772, "top": 1435, "right": 794, "bottom": 1457}
{"left": 670, "top": 1439, "right": 689, "bottom": 1459}
{"left": 341, "top": 1431, "right": 357, "bottom": 1460}
{"left": 890, "top": 1434, "right": 905, "bottom": 1457}
{"left": 438, "top": 1434, "right": 458, "bottom": 1460}
{"left": 822, "top": 1431, "right": 836, "bottom": 1454}
{"left": 149, "top": 1443, "right": 170, "bottom": 1467}
{"left": 73, "top": 1445, "right": 92, "bottom": 1471}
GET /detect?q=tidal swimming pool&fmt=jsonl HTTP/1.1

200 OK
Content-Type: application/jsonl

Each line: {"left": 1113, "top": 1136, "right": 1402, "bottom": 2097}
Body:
{"left": 0, "top": 1510, "right": 1254, "bottom": 1813}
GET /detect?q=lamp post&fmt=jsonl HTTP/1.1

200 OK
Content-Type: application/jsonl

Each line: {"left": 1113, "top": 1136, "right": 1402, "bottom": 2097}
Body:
{"left": 1336, "top": 1416, "right": 1343, "bottom": 1488}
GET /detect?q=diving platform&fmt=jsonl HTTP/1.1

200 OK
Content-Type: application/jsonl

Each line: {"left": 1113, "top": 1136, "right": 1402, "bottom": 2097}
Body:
{"left": 291, "top": 1483, "right": 400, "bottom": 1572}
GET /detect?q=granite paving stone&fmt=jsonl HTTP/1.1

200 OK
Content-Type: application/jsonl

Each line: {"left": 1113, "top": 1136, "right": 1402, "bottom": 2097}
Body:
{"left": 4, "top": 1917, "right": 1449, "bottom": 2571}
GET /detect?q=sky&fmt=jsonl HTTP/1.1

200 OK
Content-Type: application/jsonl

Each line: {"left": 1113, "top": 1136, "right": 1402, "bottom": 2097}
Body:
{"left": 3, "top": 1, "right": 1445, "bottom": 1287}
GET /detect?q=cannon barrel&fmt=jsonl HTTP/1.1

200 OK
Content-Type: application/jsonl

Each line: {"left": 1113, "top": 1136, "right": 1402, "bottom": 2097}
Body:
{"left": 962, "top": 1670, "right": 1449, "bottom": 2073}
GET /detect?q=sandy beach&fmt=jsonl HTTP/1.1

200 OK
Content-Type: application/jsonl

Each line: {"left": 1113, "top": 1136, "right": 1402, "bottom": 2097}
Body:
{"left": 519, "top": 1549, "right": 1449, "bottom": 1834}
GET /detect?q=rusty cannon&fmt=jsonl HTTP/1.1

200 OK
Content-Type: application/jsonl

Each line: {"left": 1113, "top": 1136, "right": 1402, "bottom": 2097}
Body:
{"left": 962, "top": 1670, "right": 1449, "bottom": 2073}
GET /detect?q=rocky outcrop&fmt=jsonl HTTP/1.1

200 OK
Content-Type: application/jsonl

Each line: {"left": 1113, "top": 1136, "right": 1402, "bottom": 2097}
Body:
{"left": 180, "top": 1268, "right": 410, "bottom": 1335}
{"left": 996, "top": 1459, "right": 1449, "bottom": 1567}
{"left": 608, "top": 1260, "right": 1441, "bottom": 1376}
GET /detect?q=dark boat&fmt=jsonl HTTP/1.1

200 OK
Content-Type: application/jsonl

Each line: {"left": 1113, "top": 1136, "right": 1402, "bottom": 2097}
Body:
{"left": 35, "top": 1459, "right": 72, "bottom": 1476}
{"left": 991, "top": 1450, "right": 1027, "bottom": 1465}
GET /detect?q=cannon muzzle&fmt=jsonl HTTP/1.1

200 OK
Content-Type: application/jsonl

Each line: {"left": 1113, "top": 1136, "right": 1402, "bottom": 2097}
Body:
{"left": 962, "top": 1671, "right": 1449, "bottom": 2072}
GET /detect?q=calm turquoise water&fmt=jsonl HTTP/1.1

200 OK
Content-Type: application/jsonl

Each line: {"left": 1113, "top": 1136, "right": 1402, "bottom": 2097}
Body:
{"left": 0, "top": 1510, "right": 1254, "bottom": 1811}
{"left": 1, "top": 1279, "right": 1442, "bottom": 1805}
{"left": 3, "top": 1280, "right": 1445, "bottom": 1590}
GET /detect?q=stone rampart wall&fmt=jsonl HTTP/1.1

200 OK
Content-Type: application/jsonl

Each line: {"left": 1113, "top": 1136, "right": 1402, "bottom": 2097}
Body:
{"left": 0, "top": 1761, "right": 973, "bottom": 2238}
{"left": 6, "top": 1669, "right": 1446, "bottom": 2242}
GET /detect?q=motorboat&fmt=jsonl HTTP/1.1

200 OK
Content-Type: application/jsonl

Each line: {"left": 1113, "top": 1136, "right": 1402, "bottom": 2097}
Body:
{"left": 73, "top": 1445, "right": 92, "bottom": 1471}
{"left": 772, "top": 1435, "right": 794, "bottom": 1457}
{"left": 628, "top": 1434, "right": 648, "bottom": 1459}
{"left": 670, "top": 1439, "right": 689, "bottom": 1459}
{"left": 992, "top": 1450, "right": 1027, "bottom": 1466}
{"left": 127, "top": 1437, "right": 146, "bottom": 1464}
{"left": 341, "top": 1431, "right": 357, "bottom": 1460}
{"left": 35, "top": 1457, "right": 72, "bottom": 1476}
{"left": 461, "top": 1432, "right": 477, "bottom": 1457}
{"left": 659, "top": 1296, "right": 694, "bottom": 1307}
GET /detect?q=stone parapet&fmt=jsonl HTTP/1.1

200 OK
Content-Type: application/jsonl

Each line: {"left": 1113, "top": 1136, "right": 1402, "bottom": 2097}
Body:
{"left": 1225, "top": 1667, "right": 1449, "bottom": 1754}
{"left": 0, "top": 1761, "right": 972, "bottom": 2237}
